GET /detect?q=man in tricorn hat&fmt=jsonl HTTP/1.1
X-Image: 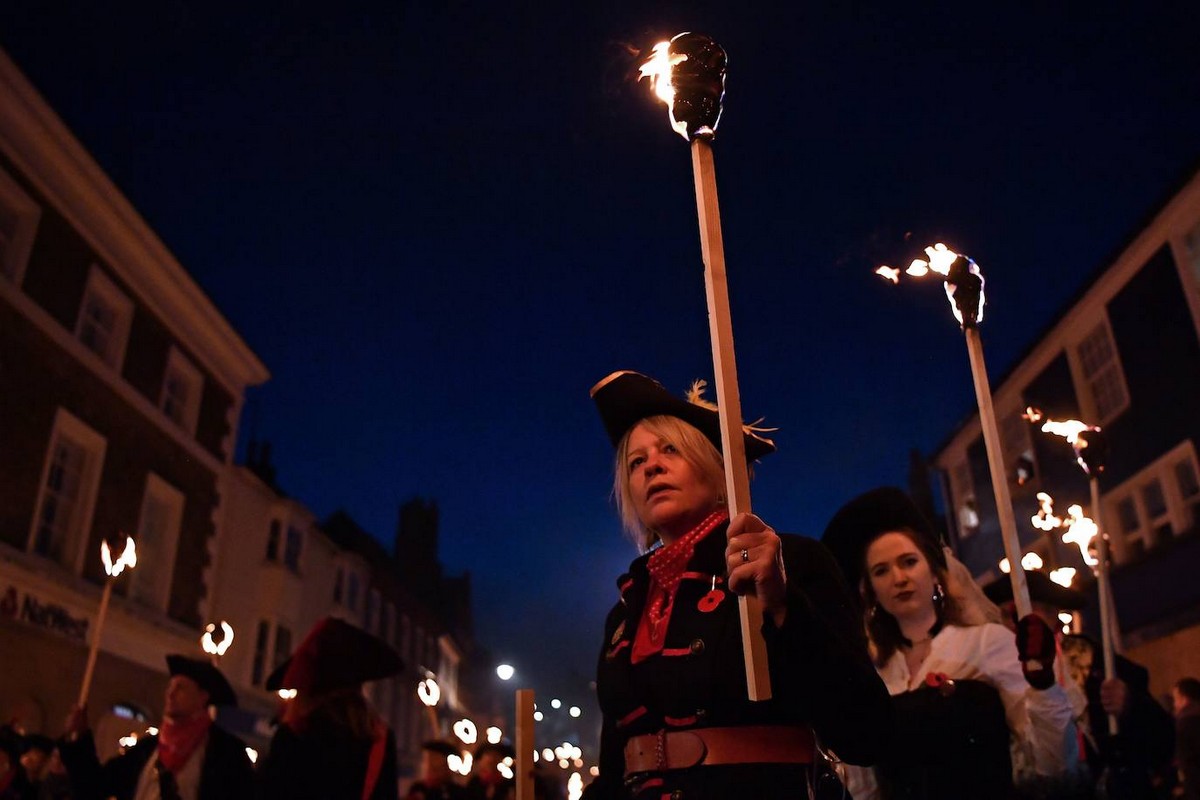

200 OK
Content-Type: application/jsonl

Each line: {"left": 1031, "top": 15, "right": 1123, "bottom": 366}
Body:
{"left": 58, "top": 654, "right": 253, "bottom": 800}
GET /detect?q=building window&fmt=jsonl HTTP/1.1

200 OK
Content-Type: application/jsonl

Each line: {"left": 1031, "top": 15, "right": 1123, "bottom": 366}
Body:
{"left": 1075, "top": 319, "right": 1129, "bottom": 425}
{"left": 347, "top": 572, "right": 360, "bottom": 613}
{"left": 129, "top": 474, "right": 184, "bottom": 611}
{"left": 160, "top": 347, "right": 203, "bottom": 435}
{"left": 948, "top": 458, "right": 977, "bottom": 539}
{"left": 366, "top": 589, "right": 379, "bottom": 632}
{"left": 283, "top": 527, "right": 302, "bottom": 572}
{"left": 1107, "top": 441, "right": 1200, "bottom": 563}
{"left": 1000, "top": 410, "right": 1035, "bottom": 487}
{"left": 273, "top": 625, "right": 292, "bottom": 673}
{"left": 266, "top": 521, "right": 281, "bottom": 561}
{"left": 333, "top": 566, "right": 344, "bottom": 604}
{"left": 29, "top": 409, "right": 107, "bottom": 571}
{"left": 252, "top": 620, "right": 271, "bottom": 685}
{"left": 74, "top": 266, "right": 133, "bottom": 371}
{"left": 0, "top": 166, "right": 40, "bottom": 286}
{"left": 1183, "top": 217, "right": 1200, "bottom": 285}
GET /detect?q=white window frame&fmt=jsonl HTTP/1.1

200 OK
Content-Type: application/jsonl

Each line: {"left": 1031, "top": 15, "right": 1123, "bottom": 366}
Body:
{"left": 27, "top": 408, "right": 107, "bottom": 573}
{"left": 1069, "top": 316, "right": 1130, "bottom": 426}
{"left": 0, "top": 165, "right": 41, "bottom": 286}
{"left": 159, "top": 346, "right": 203, "bottom": 435}
{"left": 74, "top": 265, "right": 133, "bottom": 372}
{"left": 948, "top": 455, "right": 978, "bottom": 539}
{"left": 128, "top": 473, "right": 184, "bottom": 612}
{"left": 1104, "top": 440, "right": 1200, "bottom": 564}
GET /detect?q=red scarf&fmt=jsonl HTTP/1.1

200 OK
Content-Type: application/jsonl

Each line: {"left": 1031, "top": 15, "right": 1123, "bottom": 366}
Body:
{"left": 631, "top": 510, "right": 728, "bottom": 664}
{"left": 157, "top": 711, "right": 212, "bottom": 774}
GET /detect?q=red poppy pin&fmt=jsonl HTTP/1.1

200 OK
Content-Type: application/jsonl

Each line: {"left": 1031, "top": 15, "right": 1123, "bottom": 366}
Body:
{"left": 924, "top": 671, "right": 955, "bottom": 697}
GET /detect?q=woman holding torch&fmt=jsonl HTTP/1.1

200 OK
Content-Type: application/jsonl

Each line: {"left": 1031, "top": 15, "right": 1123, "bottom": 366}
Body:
{"left": 582, "top": 371, "right": 889, "bottom": 800}
{"left": 821, "top": 487, "right": 1075, "bottom": 800}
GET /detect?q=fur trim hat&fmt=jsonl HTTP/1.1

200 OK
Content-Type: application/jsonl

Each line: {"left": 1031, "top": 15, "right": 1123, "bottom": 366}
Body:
{"left": 165, "top": 655, "right": 238, "bottom": 708}
{"left": 821, "top": 486, "right": 945, "bottom": 592}
{"left": 265, "top": 617, "right": 403, "bottom": 694}
{"left": 590, "top": 370, "right": 775, "bottom": 461}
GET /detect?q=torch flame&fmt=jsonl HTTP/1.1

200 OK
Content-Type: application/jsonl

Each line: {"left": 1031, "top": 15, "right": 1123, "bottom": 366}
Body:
{"left": 418, "top": 677, "right": 441, "bottom": 708}
{"left": 1062, "top": 503, "right": 1100, "bottom": 568}
{"left": 638, "top": 38, "right": 690, "bottom": 139}
{"left": 876, "top": 266, "right": 900, "bottom": 284}
{"left": 1049, "top": 567, "right": 1077, "bottom": 587}
{"left": 201, "top": 621, "right": 235, "bottom": 656}
{"left": 1023, "top": 406, "right": 1102, "bottom": 473}
{"left": 1031, "top": 492, "right": 1063, "bottom": 532}
{"left": 876, "top": 242, "right": 986, "bottom": 327}
{"left": 100, "top": 536, "right": 137, "bottom": 578}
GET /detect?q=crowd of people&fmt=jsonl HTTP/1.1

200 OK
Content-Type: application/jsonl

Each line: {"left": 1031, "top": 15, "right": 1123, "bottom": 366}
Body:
{"left": 4, "top": 369, "right": 1199, "bottom": 799}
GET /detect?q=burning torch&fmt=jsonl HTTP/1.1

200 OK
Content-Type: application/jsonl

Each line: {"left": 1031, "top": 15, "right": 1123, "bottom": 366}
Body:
{"left": 877, "top": 244, "right": 1031, "bottom": 619}
{"left": 639, "top": 32, "right": 771, "bottom": 701}
{"left": 418, "top": 676, "right": 441, "bottom": 735}
{"left": 78, "top": 536, "right": 137, "bottom": 706}
{"left": 1024, "top": 407, "right": 1120, "bottom": 732}
{"left": 201, "top": 620, "right": 235, "bottom": 665}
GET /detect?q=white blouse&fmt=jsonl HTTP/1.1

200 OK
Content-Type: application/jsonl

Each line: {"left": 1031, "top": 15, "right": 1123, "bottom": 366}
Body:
{"left": 844, "top": 623, "right": 1074, "bottom": 800}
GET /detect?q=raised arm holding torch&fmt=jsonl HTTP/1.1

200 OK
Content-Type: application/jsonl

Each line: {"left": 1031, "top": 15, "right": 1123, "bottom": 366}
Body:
{"left": 78, "top": 536, "right": 136, "bottom": 706}
{"left": 639, "top": 31, "right": 769, "bottom": 701}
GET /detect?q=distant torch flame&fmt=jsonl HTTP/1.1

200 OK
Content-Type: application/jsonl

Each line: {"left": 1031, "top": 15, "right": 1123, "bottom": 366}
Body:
{"left": 100, "top": 537, "right": 137, "bottom": 578}
{"left": 1049, "top": 567, "right": 1078, "bottom": 588}
{"left": 418, "top": 677, "right": 440, "bottom": 708}
{"left": 1061, "top": 504, "right": 1100, "bottom": 568}
{"left": 877, "top": 242, "right": 986, "bottom": 327}
{"left": 999, "top": 551, "right": 1044, "bottom": 574}
{"left": 1023, "top": 406, "right": 1107, "bottom": 476}
{"left": 201, "top": 621, "right": 235, "bottom": 656}
{"left": 1029, "top": 491, "right": 1099, "bottom": 569}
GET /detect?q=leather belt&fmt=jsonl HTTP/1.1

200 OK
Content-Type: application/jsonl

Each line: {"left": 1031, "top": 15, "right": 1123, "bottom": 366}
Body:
{"left": 623, "top": 725, "right": 814, "bottom": 777}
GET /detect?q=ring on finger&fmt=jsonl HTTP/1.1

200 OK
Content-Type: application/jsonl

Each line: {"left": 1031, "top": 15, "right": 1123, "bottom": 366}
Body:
{"left": 741, "top": 548, "right": 750, "bottom": 563}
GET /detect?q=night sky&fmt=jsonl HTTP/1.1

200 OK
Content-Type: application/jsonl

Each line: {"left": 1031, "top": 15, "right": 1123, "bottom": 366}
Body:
{"left": 5, "top": 2, "right": 1200, "bottom": 725}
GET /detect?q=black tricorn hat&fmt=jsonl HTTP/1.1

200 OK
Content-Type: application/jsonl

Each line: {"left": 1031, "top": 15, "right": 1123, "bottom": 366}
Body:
{"left": 165, "top": 655, "right": 238, "bottom": 708}
{"left": 265, "top": 617, "right": 403, "bottom": 694}
{"left": 21, "top": 733, "right": 55, "bottom": 754}
{"left": 422, "top": 739, "right": 460, "bottom": 757}
{"left": 473, "top": 741, "right": 516, "bottom": 760}
{"left": 983, "top": 570, "right": 1085, "bottom": 611}
{"left": 590, "top": 370, "right": 775, "bottom": 462}
{"left": 821, "top": 486, "right": 945, "bottom": 592}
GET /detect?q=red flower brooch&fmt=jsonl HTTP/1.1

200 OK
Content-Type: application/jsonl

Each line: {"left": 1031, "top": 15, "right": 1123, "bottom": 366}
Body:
{"left": 924, "top": 671, "right": 956, "bottom": 697}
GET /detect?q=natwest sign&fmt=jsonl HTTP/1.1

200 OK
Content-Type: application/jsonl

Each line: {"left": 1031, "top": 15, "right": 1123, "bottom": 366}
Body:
{"left": 0, "top": 583, "right": 89, "bottom": 641}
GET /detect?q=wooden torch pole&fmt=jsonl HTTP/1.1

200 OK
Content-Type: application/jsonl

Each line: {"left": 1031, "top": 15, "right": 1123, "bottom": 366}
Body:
{"left": 963, "top": 327, "right": 1032, "bottom": 619}
{"left": 689, "top": 137, "right": 771, "bottom": 701}
{"left": 1089, "top": 477, "right": 1119, "bottom": 735}
{"left": 78, "top": 579, "right": 114, "bottom": 707}
{"left": 515, "top": 689, "right": 535, "bottom": 800}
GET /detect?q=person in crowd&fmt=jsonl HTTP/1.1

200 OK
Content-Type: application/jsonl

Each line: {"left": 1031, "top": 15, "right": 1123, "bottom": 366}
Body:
{"left": 1173, "top": 678, "right": 1200, "bottom": 800}
{"left": 821, "top": 486, "right": 1075, "bottom": 800}
{"left": 0, "top": 727, "right": 31, "bottom": 800}
{"left": 18, "top": 735, "right": 71, "bottom": 800}
{"left": 582, "top": 371, "right": 890, "bottom": 800}
{"left": 464, "top": 742, "right": 513, "bottom": 800}
{"left": 58, "top": 655, "right": 253, "bottom": 800}
{"left": 405, "top": 739, "right": 466, "bottom": 800}
{"left": 258, "top": 616, "right": 403, "bottom": 800}
{"left": 986, "top": 569, "right": 1176, "bottom": 798}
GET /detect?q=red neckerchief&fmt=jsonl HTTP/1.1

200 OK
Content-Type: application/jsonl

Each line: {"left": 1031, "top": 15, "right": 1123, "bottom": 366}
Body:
{"left": 157, "top": 711, "right": 212, "bottom": 774}
{"left": 631, "top": 510, "right": 728, "bottom": 664}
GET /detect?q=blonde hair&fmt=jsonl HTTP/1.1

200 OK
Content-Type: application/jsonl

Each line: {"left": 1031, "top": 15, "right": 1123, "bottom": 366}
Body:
{"left": 613, "top": 415, "right": 726, "bottom": 551}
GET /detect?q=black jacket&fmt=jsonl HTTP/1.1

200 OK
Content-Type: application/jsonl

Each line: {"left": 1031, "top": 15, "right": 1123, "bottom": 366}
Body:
{"left": 58, "top": 725, "right": 254, "bottom": 800}
{"left": 257, "top": 720, "right": 398, "bottom": 800}
{"left": 584, "top": 526, "right": 890, "bottom": 799}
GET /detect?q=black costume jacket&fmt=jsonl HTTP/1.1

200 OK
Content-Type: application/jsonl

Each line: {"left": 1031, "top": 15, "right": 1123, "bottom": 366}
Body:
{"left": 584, "top": 525, "right": 890, "bottom": 799}
{"left": 257, "top": 720, "right": 398, "bottom": 800}
{"left": 58, "top": 725, "right": 254, "bottom": 800}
